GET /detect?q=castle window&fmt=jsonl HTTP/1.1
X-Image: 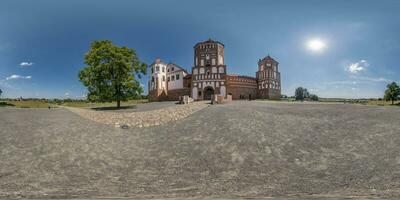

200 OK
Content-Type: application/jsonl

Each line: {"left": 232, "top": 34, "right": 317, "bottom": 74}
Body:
{"left": 151, "top": 77, "right": 154, "bottom": 82}
{"left": 162, "top": 67, "right": 165, "bottom": 72}
{"left": 206, "top": 71, "right": 210, "bottom": 75}
{"left": 206, "top": 54, "right": 210, "bottom": 60}
{"left": 171, "top": 67, "right": 175, "bottom": 71}
{"left": 156, "top": 66, "right": 159, "bottom": 71}
{"left": 162, "top": 76, "right": 165, "bottom": 81}
{"left": 198, "top": 91, "right": 202, "bottom": 96}
{"left": 167, "top": 76, "right": 170, "bottom": 81}
{"left": 151, "top": 67, "right": 154, "bottom": 73}
{"left": 171, "top": 75, "right": 175, "bottom": 81}
{"left": 176, "top": 74, "right": 180, "bottom": 80}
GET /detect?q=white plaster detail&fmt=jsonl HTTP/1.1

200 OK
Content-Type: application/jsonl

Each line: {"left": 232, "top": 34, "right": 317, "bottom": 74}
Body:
{"left": 220, "top": 86, "right": 226, "bottom": 97}
{"left": 192, "top": 87, "right": 198, "bottom": 100}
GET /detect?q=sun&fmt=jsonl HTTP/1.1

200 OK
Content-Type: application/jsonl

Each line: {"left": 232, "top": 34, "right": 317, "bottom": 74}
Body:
{"left": 307, "top": 39, "right": 326, "bottom": 52}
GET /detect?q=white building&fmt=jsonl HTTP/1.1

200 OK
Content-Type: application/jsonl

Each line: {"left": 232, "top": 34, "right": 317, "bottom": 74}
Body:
{"left": 148, "top": 59, "right": 190, "bottom": 101}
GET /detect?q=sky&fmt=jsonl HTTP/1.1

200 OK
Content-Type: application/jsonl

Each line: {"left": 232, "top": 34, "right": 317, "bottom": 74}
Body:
{"left": 1, "top": 0, "right": 400, "bottom": 99}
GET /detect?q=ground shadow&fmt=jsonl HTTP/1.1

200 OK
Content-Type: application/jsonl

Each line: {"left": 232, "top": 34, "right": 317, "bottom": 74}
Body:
{"left": 0, "top": 102, "right": 15, "bottom": 107}
{"left": 90, "top": 105, "right": 137, "bottom": 111}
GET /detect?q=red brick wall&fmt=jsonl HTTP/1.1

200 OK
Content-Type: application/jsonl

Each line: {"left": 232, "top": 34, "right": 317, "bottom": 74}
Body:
{"left": 226, "top": 75, "right": 258, "bottom": 100}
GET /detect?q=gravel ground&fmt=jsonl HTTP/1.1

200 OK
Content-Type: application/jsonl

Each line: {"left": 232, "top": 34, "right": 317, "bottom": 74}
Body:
{"left": 1, "top": 101, "right": 400, "bottom": 199}
{"left": 65, "top": 101, "right": 209, "bottom": 128}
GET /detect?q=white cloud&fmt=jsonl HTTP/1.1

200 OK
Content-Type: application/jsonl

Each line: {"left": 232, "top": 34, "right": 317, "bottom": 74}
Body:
{"left": 324, "top": 80, "right": 358, "bottom": 85}
{"left": 19, "top": 62, "right": 34, "bottom": 67}
{"left": 64, "top": 92, "right": 70, "bottom": 96}
{"left": 346, "top": 60, "right": 369, "bottom": 73}
{"left": 350, "top": 76, "right": 391, "bottom": 83}
{"left": 6, "top": 74, "right": 32, "bottom": 80}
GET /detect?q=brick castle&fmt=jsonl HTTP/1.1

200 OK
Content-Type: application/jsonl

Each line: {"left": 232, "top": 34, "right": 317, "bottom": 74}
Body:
{"left": 148, "top": 39, "right": 281, "bottom": 101}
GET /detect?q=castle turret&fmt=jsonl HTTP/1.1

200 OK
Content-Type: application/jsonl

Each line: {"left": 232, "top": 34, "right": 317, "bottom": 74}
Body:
{"left": 148, "top": 58, "right": 168, "bottom": 101}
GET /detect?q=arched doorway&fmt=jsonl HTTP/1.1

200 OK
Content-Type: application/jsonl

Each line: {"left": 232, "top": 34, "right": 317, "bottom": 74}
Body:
{"left": 203, "top": 86, "right": 214, "bottom": 100}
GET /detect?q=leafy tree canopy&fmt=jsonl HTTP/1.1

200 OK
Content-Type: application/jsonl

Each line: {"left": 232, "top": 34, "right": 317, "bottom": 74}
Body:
{"left": 295, "top": 87, "right": 318, "bottom": 101}
{"left": 79, "top": 40, "right": 147, "bottom": 108}
{"left": 384, "top": 82, "right": 400, "bottom": 105}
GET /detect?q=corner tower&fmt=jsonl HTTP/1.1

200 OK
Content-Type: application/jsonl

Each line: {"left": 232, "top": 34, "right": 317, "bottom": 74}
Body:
{"left": 191, "top": 39, "right": 227, "bottom": 100}
{"left": 256, "top": 55, "right": 281, "bottom": 99}
{"left": 148, "top": 58, "right": 168, "bottom": 101}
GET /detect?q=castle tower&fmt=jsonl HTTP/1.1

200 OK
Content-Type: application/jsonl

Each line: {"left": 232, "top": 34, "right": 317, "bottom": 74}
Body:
{"left": 256, "top": 55, "right": 281, "bottom": 99}
{"left": 148, "top": 58, "right": 168, "bottom": 101}
{"left": 191, "top": 39, "right": 227, "bottom": 100}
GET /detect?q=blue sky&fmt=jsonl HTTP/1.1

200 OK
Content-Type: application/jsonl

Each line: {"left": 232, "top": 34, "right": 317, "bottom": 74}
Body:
{"left": 1, "top": 0, "right": 399, "bottom": 99}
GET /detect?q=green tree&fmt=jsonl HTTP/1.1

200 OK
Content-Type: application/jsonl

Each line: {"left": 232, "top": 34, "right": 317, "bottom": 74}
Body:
{"left": 384, "top": 82, "right": 400, "bottom": 105}
{"left": 79, "top": 40, "right": 147, "bottom": 108}
{"left": 0, "top": 88, "right": 2, "bottom": 97}
{"left": 310, "top": 94, "right": 319, "bottom": 101}
{"left": 295, "top": 87, "right": 305, "bottom": 101}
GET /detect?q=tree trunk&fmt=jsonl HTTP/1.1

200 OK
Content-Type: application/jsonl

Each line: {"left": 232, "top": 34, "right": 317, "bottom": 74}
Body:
{"left": 117, "top": 100, "right": 120, "bottom": 108}
{"left": 392, "top": 99, "right": 394, "bottom": 105}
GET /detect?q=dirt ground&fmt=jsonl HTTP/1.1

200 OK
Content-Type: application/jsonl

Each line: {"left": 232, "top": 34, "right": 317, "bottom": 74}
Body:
{"left": 1, "top": 101, "right": 400, "bottom": 199}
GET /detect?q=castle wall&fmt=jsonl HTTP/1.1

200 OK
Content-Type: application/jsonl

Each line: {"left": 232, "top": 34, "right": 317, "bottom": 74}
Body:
{"left": 226, "top": 75, "right": 258, "bottom": 100}
{"left": 166, "top": 88, "right": 190, "bottom": 101}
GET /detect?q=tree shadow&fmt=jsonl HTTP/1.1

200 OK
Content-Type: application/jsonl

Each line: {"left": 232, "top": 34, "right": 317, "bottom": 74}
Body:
{"left": 90, "top": 105, "right": 137, "bottom": 111}
{"left": 0, "top": 102, "right": 15, "bottom": 107}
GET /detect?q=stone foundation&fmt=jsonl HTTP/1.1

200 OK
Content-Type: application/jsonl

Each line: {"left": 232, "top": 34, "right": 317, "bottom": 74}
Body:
{"left": 166, "top": 88, "right": 190, "bottom": 101}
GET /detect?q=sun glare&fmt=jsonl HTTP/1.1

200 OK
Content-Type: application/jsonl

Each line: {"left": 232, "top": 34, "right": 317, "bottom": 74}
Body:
{"left": 307, "top": 39, "right": 326, "bottom": 52}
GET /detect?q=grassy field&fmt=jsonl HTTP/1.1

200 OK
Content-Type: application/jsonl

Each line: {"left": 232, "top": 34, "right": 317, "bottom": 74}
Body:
{"left": 60, "top": 99, "right": 148, "bottom": 108}
{"left": 0, "top": 100, "right": 55, "bottom": 108}
{"left": 0, "top": 99, "right": 148, "bottom": 109}
{"left": 366, "top": 99, "right": 400, "bottom": 106}
{"left": 1, "top": 98, "right": 398, "bottom": 109}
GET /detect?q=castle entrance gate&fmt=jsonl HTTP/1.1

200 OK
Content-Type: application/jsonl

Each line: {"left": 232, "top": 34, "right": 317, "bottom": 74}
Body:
{"left": 204, "top": 86, "right": 214, "bottom": 100}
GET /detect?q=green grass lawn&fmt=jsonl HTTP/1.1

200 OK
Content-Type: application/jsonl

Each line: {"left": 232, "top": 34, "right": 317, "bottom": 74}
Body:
{"left": 60, "top": 99, "right": 148, "bottom": 108}
{"left": 0, "top": 99, "right": 148, "bottom": 109}
{"left": 0, "top": 100, "right": 55, "bottom": 108}
{"left": 366, "top": 100, "right": 400, "bottom": 106}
